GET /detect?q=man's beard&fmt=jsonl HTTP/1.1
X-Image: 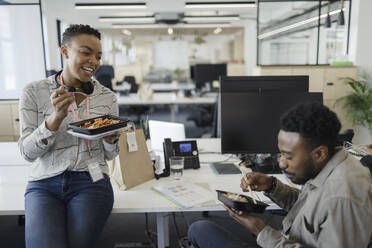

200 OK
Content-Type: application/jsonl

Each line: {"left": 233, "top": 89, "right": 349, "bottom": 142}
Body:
{"left": 286, "top": 159, "right": 317, "bottom": 185}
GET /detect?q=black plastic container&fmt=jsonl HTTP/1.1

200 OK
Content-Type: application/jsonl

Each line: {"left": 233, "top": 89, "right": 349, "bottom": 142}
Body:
{"left": 68, "top": 115, "right": 129, "bottom": 135}
{"left": 216, "top": 190, "right": 268, "bottom": 213}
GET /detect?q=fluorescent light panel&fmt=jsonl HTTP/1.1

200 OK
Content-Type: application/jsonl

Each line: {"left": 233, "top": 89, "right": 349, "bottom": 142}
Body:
{"left": 258, "top": 8, "right": 345, "bottom": 39}
{"left": 184, "top": 15, "right": 240, "bottom": 21}
{"left": 214, "top": 27, "right": 222, "bottom": 34}
{"left": 122, "top": 29, "right": 132, "bottom": 36}
{"left": 112, "top": 23, "right": 232, "bottom": 29}
{"left": 75, "top": 3, "right": 146, "bottom": 10}
{"left": 99, "top": 16, "right": 155, "bottom": 23}
{"left": 185, "top": 1, "right": 256, "bottom": 9}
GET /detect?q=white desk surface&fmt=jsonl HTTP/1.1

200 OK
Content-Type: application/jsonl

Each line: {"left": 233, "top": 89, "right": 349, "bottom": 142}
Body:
{"left": 117, "top": 92, "right": 216, "bottom": 106}
{"left": 0, "top": 139, "right": 288, "bottom": 216}
{"left": 114, "top": 83, "right": 195, "bottom": 92}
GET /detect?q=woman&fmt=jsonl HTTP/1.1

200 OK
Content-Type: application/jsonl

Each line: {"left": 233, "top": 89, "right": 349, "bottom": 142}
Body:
{"left": 18, "top": 24, "right": 119, "bottom": 248}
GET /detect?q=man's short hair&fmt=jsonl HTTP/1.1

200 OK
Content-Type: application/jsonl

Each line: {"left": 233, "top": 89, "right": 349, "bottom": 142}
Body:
{"left": 62, "top": 24, "right": 101, "bottom": 45}
{"left": 280, "top": 102, "right": 341, "bottom": 154}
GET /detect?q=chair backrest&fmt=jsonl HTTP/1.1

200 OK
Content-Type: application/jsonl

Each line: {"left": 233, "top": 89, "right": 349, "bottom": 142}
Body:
{"left": 360, "top": 155, "right": 372, "bottom": 175}
{"left": 96, "top": 74, "right": 113, "bottom": 90}
{"left": 95, "top": 65, "right": 115, "bottom": 90}
{"left": 124, "top": 76, "right": 138, "bottom": 93}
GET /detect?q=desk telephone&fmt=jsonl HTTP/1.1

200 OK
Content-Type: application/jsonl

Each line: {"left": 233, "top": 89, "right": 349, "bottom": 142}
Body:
{"left": 163, "top": 138, "right": 200, "bottom": 174}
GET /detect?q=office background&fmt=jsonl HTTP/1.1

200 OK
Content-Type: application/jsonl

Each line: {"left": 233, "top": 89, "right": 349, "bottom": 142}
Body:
{"left": 0, "top": 0, "right": 372, "bottom": 247}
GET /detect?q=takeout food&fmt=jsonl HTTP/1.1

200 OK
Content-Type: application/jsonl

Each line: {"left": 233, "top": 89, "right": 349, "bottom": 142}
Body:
{"left": 224, "top": 192, "right": 248, "bottom": 203}
{"left": 80, "top": 117, "right": 121, "bottom": 129}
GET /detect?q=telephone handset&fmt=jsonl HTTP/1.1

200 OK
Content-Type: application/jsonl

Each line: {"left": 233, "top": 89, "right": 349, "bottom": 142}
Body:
{"left": 163, "top": 138, "right": 200, "bottom": 173}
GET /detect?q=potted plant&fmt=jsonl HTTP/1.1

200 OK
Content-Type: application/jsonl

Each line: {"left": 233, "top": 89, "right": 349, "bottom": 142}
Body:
{"left": 335, "top": 71, "right": 372, "bottom": 144}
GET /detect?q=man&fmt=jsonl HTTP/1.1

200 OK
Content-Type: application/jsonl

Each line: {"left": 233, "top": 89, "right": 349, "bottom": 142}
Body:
{"left": 188, "top": 102, "right": 372, "bottom": 247}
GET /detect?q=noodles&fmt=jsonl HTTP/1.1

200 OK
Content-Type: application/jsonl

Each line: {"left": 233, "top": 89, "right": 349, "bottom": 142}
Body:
{"left": 80, "top": 118, "right": 120, "bottom": 129}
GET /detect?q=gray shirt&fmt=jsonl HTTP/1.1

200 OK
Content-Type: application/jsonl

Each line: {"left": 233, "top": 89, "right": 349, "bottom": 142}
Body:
{"left": 18, "top": 74, "right": 120, "bottom": 181}
{"left": 258, "top": 148, "right": 372, "bottom": 248}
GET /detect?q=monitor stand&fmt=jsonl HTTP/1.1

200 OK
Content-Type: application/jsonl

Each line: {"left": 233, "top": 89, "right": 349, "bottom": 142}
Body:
{"left": 240, "top": 154, "right": 282, "bottom": 174}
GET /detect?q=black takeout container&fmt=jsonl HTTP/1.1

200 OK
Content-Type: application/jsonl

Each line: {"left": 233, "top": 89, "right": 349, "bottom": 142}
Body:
{"left": 68, "top": 115, "right": 129, "bottom": 135}
{"left": 217, "top": 190, "right": 268, "bottom": 213}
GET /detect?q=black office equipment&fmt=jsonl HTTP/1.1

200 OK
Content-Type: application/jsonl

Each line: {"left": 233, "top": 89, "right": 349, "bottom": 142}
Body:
{"left": 210, "top": 163, "right": 241, "bottom": 175}
{"left": 221, "top": 92, "right": 323, "bottom": 154}
{"left": 220, "top": 75, "right": 314, "bottom": 155}
{"left": 220, "top": 75, "right": 309, "bottom": 93}
{"left": 194, "top": 63, "right": 227, "bottom": 90}
{"left": 163, "top": 138, "right": 200, "bottom": 171}
{"left": 216, "top": 190, "right": 268, "bottom": 213}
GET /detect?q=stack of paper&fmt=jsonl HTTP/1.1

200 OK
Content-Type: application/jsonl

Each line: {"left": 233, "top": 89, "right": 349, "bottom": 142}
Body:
{"left": 152, "top": 182, "right": 213, "bottom": 208}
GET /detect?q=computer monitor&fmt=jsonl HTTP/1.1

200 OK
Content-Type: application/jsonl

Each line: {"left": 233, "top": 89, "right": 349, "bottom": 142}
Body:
{"left": 221, "top": 91, "right": 323, "bottom": 154}
{"left": 220, "top": 76, "right": 309, "bottom": 93}
{"left": 190, "top": 65, "right": 195, "bottom": 81}
{"left": 194, "top": 63, "right": 227, "bottom": 89}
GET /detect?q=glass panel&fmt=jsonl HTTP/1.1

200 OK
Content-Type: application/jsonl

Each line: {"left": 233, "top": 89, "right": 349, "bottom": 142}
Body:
{"left": 0, "top": 5, "right": 45, "bottom": 99}
{"left": 318, "top": 0, "right": 350, "bottom": 64}
{"left": 258, "top": 0, "right": 350, "bottom": 65}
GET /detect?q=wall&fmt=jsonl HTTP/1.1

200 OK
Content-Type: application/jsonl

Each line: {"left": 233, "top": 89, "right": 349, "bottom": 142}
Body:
{"left": 349, "top": 0, "right": 372, "bottom": 71}
{"left": 244, "top": 20, "right": 257, "bottom": 75}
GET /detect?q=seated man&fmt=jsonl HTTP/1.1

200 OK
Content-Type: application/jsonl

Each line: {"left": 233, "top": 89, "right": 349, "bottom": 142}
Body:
{"left": 188, "top": 102, "right": 372, "bottom": 247}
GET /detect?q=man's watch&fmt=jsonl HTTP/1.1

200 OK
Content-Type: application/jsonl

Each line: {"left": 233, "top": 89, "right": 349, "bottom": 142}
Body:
{"left": 266, "top": 176, "right": 277, "bottom": 193}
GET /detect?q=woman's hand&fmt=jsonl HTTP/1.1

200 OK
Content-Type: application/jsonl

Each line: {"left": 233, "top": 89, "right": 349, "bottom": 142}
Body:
{"left": 241, "top": 172, "right": 273, "bottom": 192}
{"left": 46, "top": 86, "right": 74, "bottom": 131}
{"left": 223, "top": 204, "right": 266, "bottom": 236}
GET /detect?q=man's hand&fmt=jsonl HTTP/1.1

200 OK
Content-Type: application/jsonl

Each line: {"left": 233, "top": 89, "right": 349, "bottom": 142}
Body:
{"left": 103, "top": 133, "right": 120, "bottom": 144}
{"left": 241, "top": 172, "right": 273, "bottom": 192}
{"left": 223, "top": 204, "right": 266, "bottom": 236}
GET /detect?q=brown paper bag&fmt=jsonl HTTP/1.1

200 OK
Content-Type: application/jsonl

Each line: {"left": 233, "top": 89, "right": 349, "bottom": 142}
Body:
{"left": 110, "top": 122, "right": 154, "bottom": 190}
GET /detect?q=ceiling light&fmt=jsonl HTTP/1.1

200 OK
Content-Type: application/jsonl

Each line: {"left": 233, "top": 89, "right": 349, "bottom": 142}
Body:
{"left": 75, "top": 3, "right": 146, "bottom": 10}
{"left": 99, "top": 17, "right": 155, "bottom": 23}
{"left": 338, "top": 0, "right": 345, "bottom": 25}
{"left": 122, "top": 29, "right": 132, "bottom": 36}
{"left": 168, "top": 28, "right": 173, "bottom": 35}
{"left": 325, "top": 1, "right": 331, "bottom": 28}
{"left": 258, "top": 8, "right": 345, "bottom": 40}
{"left": 184, "top": 15, "right": 240, "bottom": 22}
{"left": 214, "top": 27, "right": 222, "bottom": 34}
{"left": 185, "top": 1, "right": 256, "bottom": 9}
{"left": 112, "top": 23, "right": 232, "bottom": 29}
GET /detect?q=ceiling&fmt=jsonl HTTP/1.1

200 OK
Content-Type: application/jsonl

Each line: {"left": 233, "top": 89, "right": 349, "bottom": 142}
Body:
{"left": 38, "top": 0, "right": 256, "bottom": 36}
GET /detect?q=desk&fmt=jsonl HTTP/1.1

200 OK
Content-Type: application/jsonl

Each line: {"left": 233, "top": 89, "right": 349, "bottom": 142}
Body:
{"left": 0, "top": 139, "right": 285, "bottom": 248}
{"left": 114, "top": 83, "right": 195, "bottom": 93}
{"left": 117, "top": 93, "right": 217, "bottom": 122}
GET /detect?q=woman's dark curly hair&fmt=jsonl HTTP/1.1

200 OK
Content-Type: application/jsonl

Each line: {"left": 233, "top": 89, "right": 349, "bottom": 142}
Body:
{"left": 280, "top": 102, "right": 341, "bottom": 154}
{"left": 62, "top": 24, "right": 100, "bottom": 45}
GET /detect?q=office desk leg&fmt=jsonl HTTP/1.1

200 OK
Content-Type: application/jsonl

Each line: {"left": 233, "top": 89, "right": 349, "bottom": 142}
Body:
{"left": 170, "top": 106, "right": 176, "bottom": 122}
{"left": 156, "top": 212, "right": 170, "bottom": 248}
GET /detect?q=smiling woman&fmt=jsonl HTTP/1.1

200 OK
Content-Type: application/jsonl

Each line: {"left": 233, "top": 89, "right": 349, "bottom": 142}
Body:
{"left": 18, "top": 24, "right": 120, "bottom": 248}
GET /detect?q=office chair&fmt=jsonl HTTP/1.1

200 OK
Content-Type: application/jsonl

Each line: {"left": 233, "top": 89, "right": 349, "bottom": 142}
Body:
{"left": 336, "top": 129, "right": 354, "bottom": 146}
{"left": 361, "top": 155, "right": 372, "bottom": 175}
{"left": 119, "top": 76, "right": 150, "bottom": 123}
{"left": 95, "top": 65, "right": 114, "bottom": 91}
{"left": 123, "top": 76, "right": 138, "bottom": 93}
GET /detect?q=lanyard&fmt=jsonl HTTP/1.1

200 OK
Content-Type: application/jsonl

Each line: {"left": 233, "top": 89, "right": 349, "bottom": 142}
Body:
{"left": 59, "top": 74, "right": 92, "bottom": 158}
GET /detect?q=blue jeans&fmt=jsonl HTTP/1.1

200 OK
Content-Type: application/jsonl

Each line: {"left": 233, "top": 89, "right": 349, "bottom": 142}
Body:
{"left": 188, "top": 220, "right": 256, "bottom": 248}
{"left": 25, "top": 171, "right": 114, "bottom": 248}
